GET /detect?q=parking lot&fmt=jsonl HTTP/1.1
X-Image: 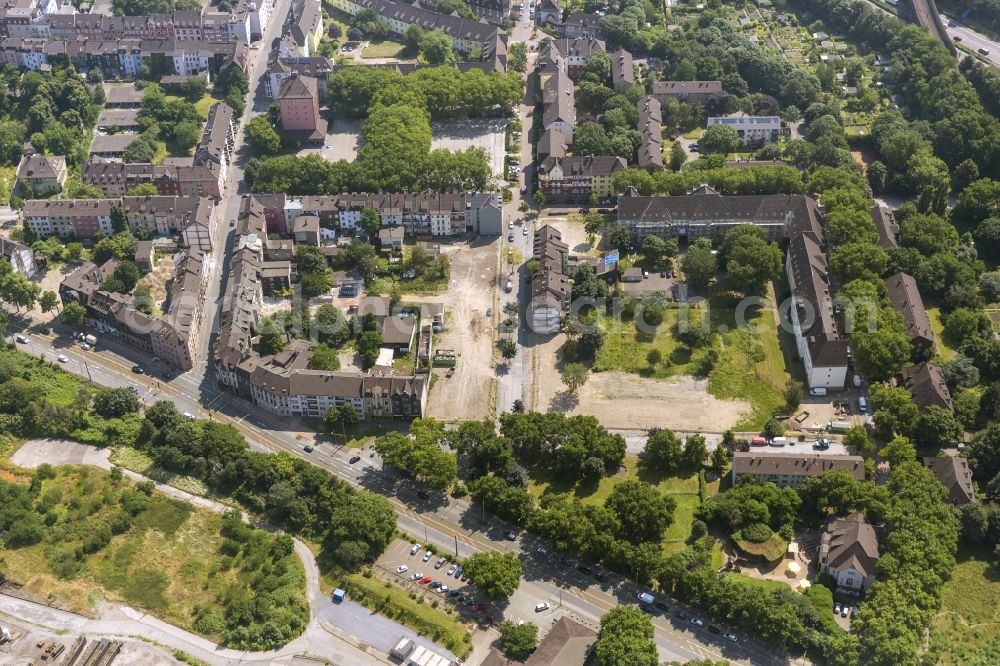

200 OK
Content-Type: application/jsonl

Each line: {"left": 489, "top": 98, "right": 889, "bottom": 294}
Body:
{"left": 376, "top": 539, "right": 489, "bottom": 619}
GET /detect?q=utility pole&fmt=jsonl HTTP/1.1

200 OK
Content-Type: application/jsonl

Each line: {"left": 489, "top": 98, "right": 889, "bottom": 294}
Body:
{"left": 454, "top": 535, "right": 459, "bottom": 558}
{"left": 81, "top": 359, "right": 92, "bottom": 382}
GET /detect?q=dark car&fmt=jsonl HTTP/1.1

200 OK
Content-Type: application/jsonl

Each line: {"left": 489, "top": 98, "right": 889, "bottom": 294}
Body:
{"left": 577, "top": 565, "right": 592, "bottom": 576}
{"left": 131, "top": 365, "right": 144, "bottom": 374}
{"left": 304, "top": 445, "right": 314, "bottom": 453}
{"left": 639, "top": 604, "right": 653, "bottom": 613}
{"left": 707, "top": 625, "right": 721, "bottom": 634}
{"left": 418, "top": 490, "right": 430, "bottom": 499}
{"left": 655, "top": 601, "right": 669, "bottom": 612}
{"left": 504, "top": 531, "right": 517, "bottom": 540}
{"left": 161, "top": 371, "right": 173, "bottom": 380}
{"left": 447, "top": 590, "right": 461, "bottom": 598}
{"left": 349, "top": 455, "right": 361, "bottom": 464}
{"left": 674, "top": 611, "right": 688, "bottom": 620}
{"left": 594, "top": 571, "right": 607, "bottom": 582}
{"left": 39, "top": 327, "right": 50, "bottom": 335}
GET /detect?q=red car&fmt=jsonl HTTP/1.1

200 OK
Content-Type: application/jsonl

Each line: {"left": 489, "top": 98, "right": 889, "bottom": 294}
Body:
{"left": 474, "top": 603, "right": 487, "bottom": 612}
{"left": 953, "top": 35, "right": 962, "bottom": 41}
{"left": 420, "top": 576, "right": 432, "bottom": 584}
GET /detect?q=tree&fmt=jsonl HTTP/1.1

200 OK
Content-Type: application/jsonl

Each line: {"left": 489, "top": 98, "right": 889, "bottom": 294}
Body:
{"left": 720, "top": 225, "right": 782, "bottom": 295}
{"left": 245, "top": 115, "right": 281, "bottom": 155}
{"left": 313, "top": 304, "right": 351, "bottom": 346}
{"left": 711, "top": 445, "right": 731, "bottom": 474}
{"left": 646, "top": 348, "right": 662, "bottom": 368}
{"left": 682, "top": 434, "right": 708, "bottom": 469}
{"left": 419, "top": 29, "right": 455, "bottom": 65}
{"left": 127, "top": 183, "right": 159, "bottom": 196}
{"left": 258, "top": 317, "right": 286, "bottom": 355}
{"left": 763, "top": 417, "right": 784, "bottom": 439}
{"left": 644, "top": 428, "right": 682, "bottom": 471}
{"left": 607, "top": 225, "right": 633, "bottom": 253}
{"left": 308, "top": 344, "right": 341, "bottom": 371}
{"left": 700, "top": 124, "right": 742, "bottom": 155}
{"left": 509, "top": 41, "right": 528, "bottom": 73}
{"left": 669, "top": 141, "right": 687, "bottom": 171}
{"left": 463, "top": 551, "right": 521, "bottom": 600}
{"left": 61, "top": 301, "right": 86, "bottom": 327}
{"left": 498, "top": 338, "right": 517, "bottom": 363}
{"left": 852, "top": 310, "right": 911, "bottom": 382}
{"left": 561, "top": 362, "right": 588, "bottom": 393}
{"left": 65, "top": 242, "right": 84, "bottom": 261}
{"left": 914, "top": 406, "right": 960, "bottom": 447}
{"left": 356, "top": 330, "right": 383, "bottom": 371}
{"left": 605, "top": 480, "right": 675, "bottom": 543}
{"left": 323, "top": 404, "right": 358, "bottom": 439}
{"left": 594, "top": 606, "right": 658, "bottom": 666}
{"left": 359, "top": 207, "right": 381, "bottom": 237}
{"left": 172, "top": 120, "right": 201, "bottom": 151}
{"left": 38, "top": 290, "right": 58, "bottom": 315}
{"left": 829, "top": 242, "right": 888, "bottom": 284}
{"left": 93, "top": 387, "right": 141, "bottom": 417}
{"left": 881, "top": 436, "right": 916, "bottom": 467}
{"left": 681, "top": 238, "right": 716, "bottom": 292}
{"left": 843, "top": 425, "right": 874, "bottom": 454}
{"left": 498, "top": 620, "right": 537, "bottom": 660}
{"left": 870, "top": 383, "right": 919, "bottom": 439}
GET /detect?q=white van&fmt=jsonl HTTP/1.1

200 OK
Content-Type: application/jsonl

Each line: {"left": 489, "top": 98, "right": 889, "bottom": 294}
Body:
{"left": 770, "top": 437, "right": 788, "bottom": 447}
{"left": 809, "top": 387, "right": 827, "bottom": 397}
{"left": 637, "top": 592, "right": 655, "bottom": 605}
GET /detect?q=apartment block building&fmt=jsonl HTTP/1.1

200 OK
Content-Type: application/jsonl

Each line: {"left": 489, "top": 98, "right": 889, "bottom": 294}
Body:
{"left": 537, "top": 155, "right": 627, "bottom": 203}
{"left": 82, "top": 158, "right": 225, "bottom": 200}
{"left": 732, "top": 452, "right": 866, "bottom": 487}
{"left": 22, "top": 195, "right": 215, "bottom": 250}
{"left": 707, "top": 113, "right": 781, "bottom": 146}
{"left": 651, "top": 80, "right": 724, "bottom": 104}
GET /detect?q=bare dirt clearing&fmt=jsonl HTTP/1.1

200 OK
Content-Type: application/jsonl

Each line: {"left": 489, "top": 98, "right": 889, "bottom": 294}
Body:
{"left": 531, "top": 332, "right": 751, "bottom": 431}
{"left": 420, "top": 239, "right": 499, "bottom": 421}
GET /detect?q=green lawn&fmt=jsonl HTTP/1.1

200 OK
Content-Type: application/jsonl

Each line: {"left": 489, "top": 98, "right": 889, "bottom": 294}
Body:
{"left": 734, "top": 532, "right": 788, "bottom": 563}
{"left": 593, "top": 289, "right": 789, "bottom": 431}
{"left": 362, "top": 40, "right": 406, "bottom": 58}
{"left": 529, "top": 455, "right": 709, "bottom": 556}
{"left": 0, "top": 165, "right": 14, "bottom": 205}
{"left": 927, "top": 306, "right": 958, "bottom": 360}
{"left": 723, "top": 572, "right": 791, "bottom": 593}
{"left": 931, "top": 547, "right": 1000, "bottom": 665}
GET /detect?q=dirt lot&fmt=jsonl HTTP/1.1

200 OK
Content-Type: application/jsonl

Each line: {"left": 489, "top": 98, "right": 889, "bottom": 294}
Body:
{"left": 536, "top": 215, "right": 602, "bottom": 256}
{"left": 136, "top": 255, "right": 175, "bottom": 312}
{"left": 531, "top": 332, "right": 751, "bottom": 431}
{"left": 419, "top": 238, "right": 499, "bottom": 421}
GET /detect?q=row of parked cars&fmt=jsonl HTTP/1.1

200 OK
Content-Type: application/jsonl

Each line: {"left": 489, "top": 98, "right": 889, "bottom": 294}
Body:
{"left": 637, "top": 592, "right": 739, "bottom": 642}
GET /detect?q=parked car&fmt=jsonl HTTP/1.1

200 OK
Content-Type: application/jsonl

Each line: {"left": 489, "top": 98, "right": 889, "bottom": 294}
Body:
{"left": 638, "top": 592, "right": 655, "bottom": 605}
{"left": 852, "top": 374, "right": 862, "bottom": 388}
{"left": 674, "top": 611, "right": 688, "bottom": 620}
{"left": 39, "top": 327, "right": 50, "bottom": 335}
{"left": 508, "top": 233, "right": 515, "bottom": 242}
{"left": 577, "top": 565, "right": 592, "bottom": 575}
{"left": 841, "top": 606, "right": 850, "bottom": 617}
{"left": 536, "top": 546, "right": 549, "bottom": 557}
{"left": 447, "top": 590, "right": 461, "bottom": 598}
{"left": 396, "top": 565, "right": 409, "bottom": 574}
{"left": 303, "top": 445, "right": 314, "bottom": 453}
{"left": 435, "top": 557, "right": 447, "bottom": 569}
{"left": 953, "top": 35, "right": 962, "bottom": 41}
{"left": 690, "top": 617, "right": 705, "bottom": 627}
{"left": 447, "top": 564, "right": 457, "bottom": 576}
{"left": 350, "top": 455, "right": 362, "bottom": 464}
{"left": 707, "top": 625, "right": 721, "bottom": 634}
{"left": 504, "top": 531, "right": 517, "bottom": 540}
{"left": 454, "top": 566, "right": 463, "bottom": 578}
{"left": 131, "top": 365, "right": 144, "bottom": 374}
{"left": 724, "top": 632, "right": 738, "bottom": 642}
{"left": 423, "top": 550, "right": 432, "bottom": 562}
{"left": 410, "top": 572, "right": 422, "bottom": 581}
{"left": 979, "top": 47, "right": 991, "bottom": 55}
{"left": 14, "top": 335, "right": 27, "bottom": 344}
{"left": 420, "top": 576, "right": 432, "bottom": 584}
{"left": 410, "top": 544, "right": 420, "bottom": 555}
{"left": 655, "top": 601, "right": 669, "bottom": 612}
{"left": 535, "top": 601, "right": 550, "bottom": 612}
{"left": 858, "top": 396, "right": 868, "bottom": 412}
{"left": 439, "top": 584, "right": 449, "bottom": 592}
{"left": 835, "top": 602, "right": 842, "bottom": 614}
{"left": 430, "top": 582, "right": 442, "bottom": 590}
{"left": 57, "top": 354, "right": 69, "bottom": 363}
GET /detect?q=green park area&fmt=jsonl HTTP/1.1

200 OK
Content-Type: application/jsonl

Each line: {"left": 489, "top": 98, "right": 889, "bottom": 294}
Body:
{"left": 930, "top": 547, "right": 1000, "bottom": 665}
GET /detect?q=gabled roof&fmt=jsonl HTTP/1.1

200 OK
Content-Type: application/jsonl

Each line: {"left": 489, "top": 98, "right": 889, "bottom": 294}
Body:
{"left": 820, "top": 513, "right": 880, "bottom": 579}
{"left": 884, "top": 272, "right": 934, "bottom": 347}
{"left": 924, "top": 456, "right": 975, "bottom": 505}
{"left": 901, "top": 363, "right": 953, "bottom": 412}
{"left": 16, "top": 154, "right": 65, "bottom": 180}
{"left": 277, "top": 73, "right": 318, "bottom": 100}
{"left": 651, "top": 80, "right": 724, "bottom": 96}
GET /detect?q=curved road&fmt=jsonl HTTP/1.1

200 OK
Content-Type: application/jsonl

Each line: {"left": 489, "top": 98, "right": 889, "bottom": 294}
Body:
{"left": 1, "top": 439, "right": 391, "bottom": 666}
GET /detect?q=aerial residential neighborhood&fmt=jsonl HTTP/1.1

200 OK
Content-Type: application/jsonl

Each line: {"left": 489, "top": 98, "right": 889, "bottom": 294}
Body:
{"left": 0, "top": 0, "right": 999, "bottom": 665}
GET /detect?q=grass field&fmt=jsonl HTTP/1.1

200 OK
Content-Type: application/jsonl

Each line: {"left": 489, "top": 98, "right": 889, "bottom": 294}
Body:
{"left": 0, "top": 166, "right": 14, "bottom": 205}
{"left": 593, "top": 289, "right": 789, "bottom": 431}
{"left": 362, "top": 40, "right": 406, "bottom": 58}
{"left": 927, "top": 306, "right": 958, "bottom": 360}
{"left": 529, "top": 455, "right": 712, "bottom": 556}
{"left": 723, "top": 572, "right": 790, "bottom": 593}
{"left": 0, "top": 465, "right": 307, "bottom": 646}
{"left": 110, "top": 446, "right": 221, "bottom": 499}
{"left": 930, "top": 547, "right": 1000, "bottom": 665}
{"left": 328, "top": 569, "right": 471, "bottom": 658}
{"left": 734, "top": 532, "right": 788, "bottom": 563}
